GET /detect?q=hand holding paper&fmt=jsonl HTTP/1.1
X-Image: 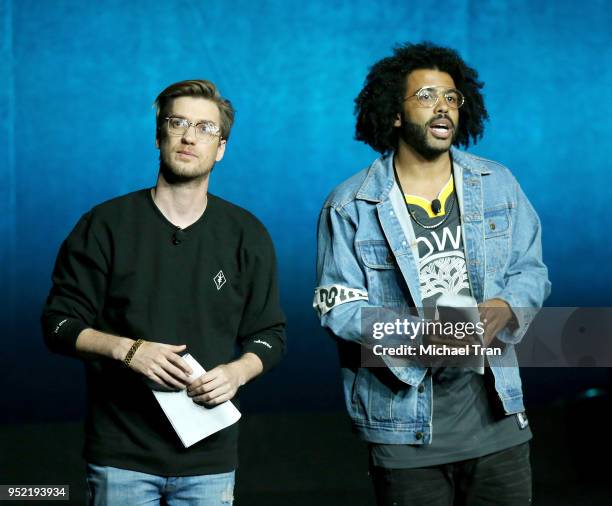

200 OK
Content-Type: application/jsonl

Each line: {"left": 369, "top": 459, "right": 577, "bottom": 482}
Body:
{"left": 478, "top": 298, "right": 515, "bottom": 346}
{"left": 152, "top": 354, "right": 241, "bottom": 448}
{"left": 187, "top": 352, "right": 262, "bottom": 406}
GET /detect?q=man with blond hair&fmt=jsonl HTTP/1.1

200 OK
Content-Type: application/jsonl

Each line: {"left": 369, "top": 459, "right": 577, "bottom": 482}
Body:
{"left": 42, "top": 80, "right": 286, "bottom": 505}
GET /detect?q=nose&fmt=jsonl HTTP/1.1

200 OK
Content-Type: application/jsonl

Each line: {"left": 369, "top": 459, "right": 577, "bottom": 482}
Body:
{"left": 181, "top": 124, "right": 197, "bottom": 144}
{"left": 434, "top": 94, "right": 449, "bottom": 114}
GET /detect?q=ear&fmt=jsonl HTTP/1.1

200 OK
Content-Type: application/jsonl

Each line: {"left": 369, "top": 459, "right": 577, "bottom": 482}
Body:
{"left": 155, "top": 127, "right": 160, "bottom": 149}
{"left": 215, "top": 139, "right": 227, "bottom": 162}
{"left": 393, "top": 112, "right": 402, "bottom": 128}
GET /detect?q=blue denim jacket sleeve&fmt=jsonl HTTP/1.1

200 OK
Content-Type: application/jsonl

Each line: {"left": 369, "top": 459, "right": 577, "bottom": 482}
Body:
{"left": 490, "top": 178, "right": 551, "bottom": 345}
{"left": 314, "top": 203, "right": 426, "bottom": 386}
{"left": 315, "top": 204, "right": 375, "bottom": 343}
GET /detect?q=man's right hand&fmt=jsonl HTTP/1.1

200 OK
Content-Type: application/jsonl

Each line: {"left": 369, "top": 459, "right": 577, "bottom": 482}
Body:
{"left": 125, "top": 341, "right": 193, "bottom": 391}
{"left": 75, "top": 329, "right": 194, "bottom": 391}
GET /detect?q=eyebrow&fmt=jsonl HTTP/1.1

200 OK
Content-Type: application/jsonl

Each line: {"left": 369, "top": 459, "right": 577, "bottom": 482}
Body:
{"left": 420, "top": 86, "right": 457, "bottom": 91}
{"left": 168, "top": 114, "right": 217, "bottom": 125}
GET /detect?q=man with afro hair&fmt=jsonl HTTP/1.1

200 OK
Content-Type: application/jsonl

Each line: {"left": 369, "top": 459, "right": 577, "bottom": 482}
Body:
{"left": 315, "top": 42, "right": 550, "bottom": 505}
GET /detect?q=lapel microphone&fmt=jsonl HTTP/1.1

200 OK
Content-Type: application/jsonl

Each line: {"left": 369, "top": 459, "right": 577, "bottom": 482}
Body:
{"left": 172, "top": 227, "right": 185, "bottom": 245}
{"left": 431, "top": 199, "right": 442, "bottom": 215}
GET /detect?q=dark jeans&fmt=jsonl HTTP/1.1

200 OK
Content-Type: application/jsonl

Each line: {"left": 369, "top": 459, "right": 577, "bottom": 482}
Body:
{"left": 370, "top": 442, "right": 532, "bottom": 506}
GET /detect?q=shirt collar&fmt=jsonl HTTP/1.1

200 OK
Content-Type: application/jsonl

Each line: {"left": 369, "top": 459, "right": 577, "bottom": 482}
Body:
{"left": 355, "top": 147, "right": 490, "bottom": 203}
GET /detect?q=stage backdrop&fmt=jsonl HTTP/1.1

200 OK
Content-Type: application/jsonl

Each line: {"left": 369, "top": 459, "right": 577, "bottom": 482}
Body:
{"left": 1, "top": 0, "right": 611, "bottom": 423}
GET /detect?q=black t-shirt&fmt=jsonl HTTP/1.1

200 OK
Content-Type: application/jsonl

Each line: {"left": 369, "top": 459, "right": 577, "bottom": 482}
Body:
{"left": 370, "top": 177, "right": 531, "bottom": 469}
{"left": 42, "top": 189, "right": 286, "bottom": 476}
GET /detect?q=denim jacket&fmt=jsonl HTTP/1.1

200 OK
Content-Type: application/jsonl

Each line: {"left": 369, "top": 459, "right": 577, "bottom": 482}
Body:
{"left": 314, "top": 148, "right": 551, "bottom": 444}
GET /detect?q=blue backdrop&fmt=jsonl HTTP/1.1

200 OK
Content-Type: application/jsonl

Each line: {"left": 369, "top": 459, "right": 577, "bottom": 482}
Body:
{"left": 2, "top": 0, "right": 611, "bottom": 423}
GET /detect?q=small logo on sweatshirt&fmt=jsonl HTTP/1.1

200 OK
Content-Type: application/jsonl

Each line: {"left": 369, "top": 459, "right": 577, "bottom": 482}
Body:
{"left": 53, "top": 318, "right": 69, "bottom": 335}
{"left": 254, "top": 339, "right": 272, "bottom": 349}
{"left": 213, "top": 270, "right": 227, "bottom": 290}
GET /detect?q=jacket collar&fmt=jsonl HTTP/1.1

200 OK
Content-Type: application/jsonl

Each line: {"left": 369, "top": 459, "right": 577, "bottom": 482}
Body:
{"left": 355, "top": 147, "right": 490, "bottom": 203}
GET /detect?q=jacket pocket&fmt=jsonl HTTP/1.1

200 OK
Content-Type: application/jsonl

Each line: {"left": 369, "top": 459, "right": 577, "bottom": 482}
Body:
{"left": 350, "top": 367, "right": 368, "bottom": 418}
{"left": 350, "top": 367, "right": 419, "bottom": 424}
{"left": 358, "top": 240, "right": 409, "bottom": 305}
{"left": 484, "top": 205, "right": 512, "bottom": 273}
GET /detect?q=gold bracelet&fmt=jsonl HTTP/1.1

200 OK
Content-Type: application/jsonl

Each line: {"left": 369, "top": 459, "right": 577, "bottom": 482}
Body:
{"left": 124, "top": 338, "right": 144, "bottom": 367}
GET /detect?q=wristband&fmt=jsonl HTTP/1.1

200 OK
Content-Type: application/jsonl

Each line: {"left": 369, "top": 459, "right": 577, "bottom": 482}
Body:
{"left": 123, "top": 338, "right": 144, "bottom": 367}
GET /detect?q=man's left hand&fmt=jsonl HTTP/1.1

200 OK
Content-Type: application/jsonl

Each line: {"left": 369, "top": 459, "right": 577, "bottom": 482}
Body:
{"left": 187, "top": 353, "right": 263, "bottom": 406}
{"left": 187, "top": 363, "right": 243, "bottom": 406}
{"left": 478, "top": 299, "right": 516, "bottom": 346}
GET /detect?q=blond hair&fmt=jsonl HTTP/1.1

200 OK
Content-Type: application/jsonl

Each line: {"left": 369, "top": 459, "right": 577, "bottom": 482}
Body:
{"left": 154, "top": 79, "right": 235, "bottom": 140}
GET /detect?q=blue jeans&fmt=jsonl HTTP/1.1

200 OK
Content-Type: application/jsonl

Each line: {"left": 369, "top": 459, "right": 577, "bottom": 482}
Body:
{"left": 86, "top": 463, "right": 235, "bottom": 506}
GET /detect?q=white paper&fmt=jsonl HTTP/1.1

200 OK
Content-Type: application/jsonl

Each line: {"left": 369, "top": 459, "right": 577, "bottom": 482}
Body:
{"left": 435, "top": 294, "right": 484, "bottom": 375}
{"left": 151, "top": 354, "right": 241, "bottom": 447}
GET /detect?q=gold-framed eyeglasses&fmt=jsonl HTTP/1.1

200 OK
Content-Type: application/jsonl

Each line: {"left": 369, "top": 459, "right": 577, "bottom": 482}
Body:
{"left": 164, "top": 116, "right": 222, "bottom": 143}
{"left": 403, "top": 86, "right": 465, "bottom": 109}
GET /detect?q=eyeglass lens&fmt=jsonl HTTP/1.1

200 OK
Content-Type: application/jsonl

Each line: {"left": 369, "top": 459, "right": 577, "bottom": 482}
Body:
{"left": 417, "top": 88, "right": 463, "bottom": 109}
{"left": 167, "top": 117, "right": 219, "bottom": 141}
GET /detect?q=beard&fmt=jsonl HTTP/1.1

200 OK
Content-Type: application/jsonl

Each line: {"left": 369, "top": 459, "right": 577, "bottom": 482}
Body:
{"left": 158, "top": 152, "right": 215, "bottom": 184}
{"left": 398, "top": 114, "right": 457, "bottom": 161}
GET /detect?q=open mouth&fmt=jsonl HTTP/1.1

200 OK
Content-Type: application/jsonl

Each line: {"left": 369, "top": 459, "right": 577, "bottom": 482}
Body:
{"left": 428, "top": 119, "right": 453, "bottom": 140}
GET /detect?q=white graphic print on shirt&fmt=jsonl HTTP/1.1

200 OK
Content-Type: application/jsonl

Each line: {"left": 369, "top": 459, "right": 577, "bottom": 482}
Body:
{"left": 416, "top": 225, "right": 469, "bottom": 303}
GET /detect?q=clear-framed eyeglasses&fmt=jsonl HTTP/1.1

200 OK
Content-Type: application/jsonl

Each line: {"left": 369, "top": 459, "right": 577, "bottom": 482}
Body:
{"left": 164, "top": 116, "right": 222, "bottom": 143}
{"left": 403, "top": 86, "right": 465, "bottom": 109}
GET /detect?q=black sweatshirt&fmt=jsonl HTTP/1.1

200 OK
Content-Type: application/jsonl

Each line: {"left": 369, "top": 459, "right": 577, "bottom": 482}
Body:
{"left": 41, "top": 189, "right": 286, "bottom": 476}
